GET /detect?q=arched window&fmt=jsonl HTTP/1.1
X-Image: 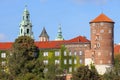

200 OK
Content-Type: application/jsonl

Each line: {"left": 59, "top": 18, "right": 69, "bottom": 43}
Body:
{"left": 27, "top": 29, "right": 29, "bottom": 34}
{"left": 21, "top": 29, "right": 23, "bottom": 34}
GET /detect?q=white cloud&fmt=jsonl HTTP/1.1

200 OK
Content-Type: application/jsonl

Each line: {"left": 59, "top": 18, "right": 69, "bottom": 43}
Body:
{"left": 0, "top": 33, "right": 6, "bottom": 41}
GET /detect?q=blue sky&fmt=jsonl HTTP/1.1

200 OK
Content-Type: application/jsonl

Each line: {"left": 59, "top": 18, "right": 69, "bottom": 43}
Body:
{"left": 0, "top": 0, "right": 120, "bottom": 43}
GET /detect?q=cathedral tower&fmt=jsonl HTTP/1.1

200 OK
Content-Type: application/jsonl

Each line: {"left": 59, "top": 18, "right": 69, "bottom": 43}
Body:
{"left": 19, "top": 6, "right": 34, "bottom": 38}
{"left": 55, "top": 24, "right": 64, "bottom": 41}
{"left": 90, "top": 13, "right": 114, "bottom": 74}
{"left": 39, "top": 27, "right": 49, "bottom": 41}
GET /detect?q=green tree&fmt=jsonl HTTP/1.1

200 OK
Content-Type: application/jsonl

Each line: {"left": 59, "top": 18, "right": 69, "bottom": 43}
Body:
{"left": 72, "top": 65, "right": 101, "bottom": 80}
{"left": 44, "top": 64, "right": 64, "bottom": 80}
{"left": 7, "top": 36, "right": 45, "bottom": 80}
{"left": 103, "top": 54, "right": 120, "bottom": 80}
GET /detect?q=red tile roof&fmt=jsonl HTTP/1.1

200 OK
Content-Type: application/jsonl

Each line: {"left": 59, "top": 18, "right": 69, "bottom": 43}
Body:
{"left": 90, "top": 13, "right": 114, "bottom": 23}
{"left": 0, "top": 42, "right": 13, "bottom": 50}
{"left": 0, "top": 36, "right": 90, "bottom": 50}
{"left": 35, "top": 36, "right": 90, "bottom": 49}
{"left": 114, "top": 44, "right": 120, "bottom": 55}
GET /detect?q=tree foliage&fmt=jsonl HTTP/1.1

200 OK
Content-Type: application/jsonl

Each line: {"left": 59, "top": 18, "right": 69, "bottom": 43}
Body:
{"left": 72, "top": 65, "right": 101, "bottom": 80}
{"left": 103, "top": 54, "right": 120, "bottom": 80}
{"left": 44, "top": 64, "right": 65, "bottom": 80}
{"left": 7, "top": 36, "right": 45, "bottom": 80}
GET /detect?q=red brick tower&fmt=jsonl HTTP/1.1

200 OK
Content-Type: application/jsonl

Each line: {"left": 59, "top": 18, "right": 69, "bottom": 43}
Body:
{"left": 90, "top": 13, "right": 114, "bottom": 74}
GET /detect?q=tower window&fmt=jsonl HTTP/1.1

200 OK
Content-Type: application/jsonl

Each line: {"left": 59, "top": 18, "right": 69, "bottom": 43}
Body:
{"left": 27, "top": 29, "right": 29, "bottom": 34}
{"left": 26, "top": 15, "right": 29, "bottom": 20}
{"left": 21, "top": 29, "right": 23, "bottom": 34}
{"left": 96, "top": 42, "right": 100, "bottom": 48}
{"left": 108, "top": 30, "right": 112, "bottom": 33}
{"left": 100, "top": 22, "right": 104, "bottom": 26}
{"left": 100, "top": 29, "right": 104, "bottom": 33}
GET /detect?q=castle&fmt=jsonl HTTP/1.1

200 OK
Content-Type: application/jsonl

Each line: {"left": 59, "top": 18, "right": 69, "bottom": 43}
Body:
{"left": 0, "top": 7, "right": 114, "bottom": 75}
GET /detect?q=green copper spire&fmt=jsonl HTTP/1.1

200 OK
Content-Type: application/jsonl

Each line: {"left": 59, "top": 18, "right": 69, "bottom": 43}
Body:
{"left": 19, "top": 6, "right": 34, "bottom": 39}
{"left": 55, "top": 24, "right": 64, "bottom": 41}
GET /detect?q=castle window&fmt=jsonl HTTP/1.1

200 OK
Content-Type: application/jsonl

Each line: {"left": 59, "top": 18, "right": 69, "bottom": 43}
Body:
{"left": 55, "top": 51, "right": 60, "bottom": 56}
{"left": 1, "top": 61, "right": 6, "bottom": 66}
{"left": 74, "top": 51, "right": 77, "bottom": 56}
{"left": 69, "top": 59, "right": 72, "bottom": 64}
{"left": 1, "top": 53, "right": 6, "bottom": 58}
{"left": 43, "top": 60, "right": 48, "bottom": 65}
{"left": 80, "top": 59, "right": 82, "bottom": 64}
{"left": 69, "top": 67, "right": 72, "bottom": 72}
{"left": 79, "top": 51, "right": 83, "bottom": 55}
{"left": 74, "top": 59, "right": 77, "bottom": 64}
{"left": 69, "top": 51, "right": 72, "bottom": 56}
{"left": 64, "top": 51, "right": 67, "bottom": 56}
{"left": 96, "top": 42, "right": 100, "bottom": 48}
{"left": 43, "top": 52, "right": 48, "bottom": 56}
{"left": 74, "top": 67, "right": 77, "bottom": 71}
{"left": 100, "top": 29, "right": 104, "bottom": 33}
{"left": 64, "top": 59, "right": 67, "bottom": 64}
{"left": 55, "top": 60, "right": 60, "bottom": 64}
